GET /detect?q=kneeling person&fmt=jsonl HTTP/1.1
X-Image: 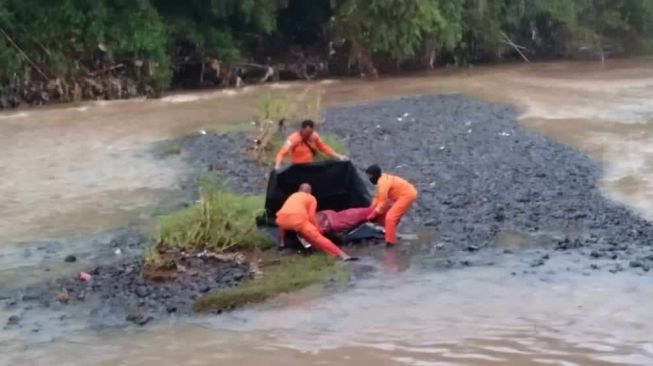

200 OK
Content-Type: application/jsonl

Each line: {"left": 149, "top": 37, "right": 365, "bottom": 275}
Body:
{"left": 276, "top": 183, "right": 353, "bottom": 260}
{"left": 365, "top": 165, "right": 418, "bottom": 247}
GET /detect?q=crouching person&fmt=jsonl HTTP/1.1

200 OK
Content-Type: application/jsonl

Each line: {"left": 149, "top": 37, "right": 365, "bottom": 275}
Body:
{"left": 276, "top": 183, "right": 354, "bottom": 261}
{"left": 365, "top": 165, "right": 418, "bottom": 247}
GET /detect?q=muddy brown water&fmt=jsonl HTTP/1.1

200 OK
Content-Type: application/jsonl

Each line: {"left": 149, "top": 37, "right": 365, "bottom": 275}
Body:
{"left": 2, "top": 59, "right": 653, "bottom": 364}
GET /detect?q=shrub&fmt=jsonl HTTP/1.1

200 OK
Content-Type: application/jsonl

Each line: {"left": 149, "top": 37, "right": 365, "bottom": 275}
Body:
{"left": 155, "top": 176, "right": 271, "bottom": 254}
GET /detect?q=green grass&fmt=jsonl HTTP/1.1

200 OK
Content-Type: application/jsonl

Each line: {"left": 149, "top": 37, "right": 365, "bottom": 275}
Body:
{"left": 317, "top": 134, "right": 348, "bottom": 159}
{"left": 193, "top": 254, "right": 343, "bottom": 311}
{"left": 162, "top": 143, "right": 181, "bottom": 156}
{"left": 200, "top": 120, "right": 254, "bottom": 134}
{"left": 154, "top": 176, "right": 272, "bottom": 256}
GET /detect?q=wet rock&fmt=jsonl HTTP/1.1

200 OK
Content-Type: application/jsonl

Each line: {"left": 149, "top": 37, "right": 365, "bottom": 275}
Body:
{"left": 135, "top": 286, "right": 151, "bottom": 299}
{"left": 64, "top": 255, "right": 77, "bottom": 263}
{"left": 126, "top": 313, "right": 153, "bottom": 326}
{"left": 530, "top": 259, "right": 546, "bottom": 268}
{"left": 6, "top": 315, "right": 20, "bottom": 326}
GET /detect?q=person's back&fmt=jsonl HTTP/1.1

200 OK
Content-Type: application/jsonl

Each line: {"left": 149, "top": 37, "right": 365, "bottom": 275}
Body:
{"left": 275, "top": 183, "right": 353, "bottom": 260}
{"left": 276, "top": 191, "right": 315, "bottom": 218}
{"left": 379, "top": 174, "right": 417, "bottom": 202}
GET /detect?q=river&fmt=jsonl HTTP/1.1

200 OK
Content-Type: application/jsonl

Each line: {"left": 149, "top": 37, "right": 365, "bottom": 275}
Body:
{"left": 1, "top": 58, "right": 653, "bottom": 365}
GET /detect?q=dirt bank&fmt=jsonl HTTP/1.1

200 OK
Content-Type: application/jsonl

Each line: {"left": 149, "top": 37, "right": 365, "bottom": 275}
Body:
{"left": 4, "top": 93, "right": 653, "bottom": 340}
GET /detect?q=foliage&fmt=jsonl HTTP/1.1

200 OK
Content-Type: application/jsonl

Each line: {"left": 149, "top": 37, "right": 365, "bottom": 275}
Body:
{"left": 156, "top": 176, "right": 271, "bottom": 253}
{"left": 253, "top": 89, "right": 346, "bottom": 164}
{"left": 194, "top": 254, "right": 342, "bottom": 311}
{"left": 1, "top": 0, "right": 653, "bottom": 95}
{"left": 333, "top": 0, "right": 459, "bottom": 62}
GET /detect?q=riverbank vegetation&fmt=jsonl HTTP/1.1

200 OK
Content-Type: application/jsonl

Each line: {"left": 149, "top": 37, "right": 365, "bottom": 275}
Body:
{"left": 154, "top": 176, "right": 270, "bottom": 255}
{"left": 147, "top": 173, "right": 344, "bottom": 311}
{"left": 194, "top": 254, "right": 342, "bottom": 312}
{"left": 2, "top": 0, "right": 652, "bottom": 108}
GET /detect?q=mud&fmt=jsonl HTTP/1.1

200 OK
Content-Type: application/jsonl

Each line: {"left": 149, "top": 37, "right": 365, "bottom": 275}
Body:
{"left": 5, "top": 93, "right": 653, "bottom": 340}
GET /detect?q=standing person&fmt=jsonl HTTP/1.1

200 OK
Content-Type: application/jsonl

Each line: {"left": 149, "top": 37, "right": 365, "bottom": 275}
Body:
{"left": 276, "top": 183, "right": 354, "bottom": 261}
{"left": 274, "top": 120, "right": 347, "bottom": 170}
{"left": 365, "top": 165, "right": 418, "bottom": 247}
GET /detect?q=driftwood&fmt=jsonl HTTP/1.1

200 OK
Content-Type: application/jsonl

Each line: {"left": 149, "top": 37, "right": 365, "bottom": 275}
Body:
{"left": 87, "top": 63, "right": 125, "bottom": 77}
{"left": 0, "top": 27, "right": 50, "bottom": 80}
{"left": 501, "top": 33, "right": 530, "bottom": 63}
{"left": 253, "top": 118, "right": 284, "bottom": 160}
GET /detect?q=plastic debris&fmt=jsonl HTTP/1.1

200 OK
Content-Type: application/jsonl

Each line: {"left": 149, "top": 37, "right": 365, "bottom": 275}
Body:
{"left": 199, "top": 130, "right": 207, "bottom": 135}
{"left": 499, "top": 132, "right": 511, "bottom": 137}
{"left": 78, "top": 272, "right": 92, "bottom": 281}
{"left": 114, "top": 248, "right": 122, "bottom": 255}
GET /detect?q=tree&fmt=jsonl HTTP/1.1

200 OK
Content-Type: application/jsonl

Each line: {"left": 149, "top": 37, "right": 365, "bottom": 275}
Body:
{"left": 333, "top": 0, "right": 462, "bottom": 65}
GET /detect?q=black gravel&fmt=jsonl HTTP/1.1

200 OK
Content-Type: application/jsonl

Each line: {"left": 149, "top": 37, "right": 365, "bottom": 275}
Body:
{"left": 321, "top": 94, "right": 653, "bottom": 272}
{"left": 5, "top": 258, "right": 249, "bottom": 331}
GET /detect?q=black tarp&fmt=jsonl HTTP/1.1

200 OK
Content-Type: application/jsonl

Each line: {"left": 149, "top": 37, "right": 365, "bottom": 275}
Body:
{"left": 258, "top": 161, "right": 385, "bottom": 246}
{"left": 260, "top": 160, "right": 373, "bottom": 225}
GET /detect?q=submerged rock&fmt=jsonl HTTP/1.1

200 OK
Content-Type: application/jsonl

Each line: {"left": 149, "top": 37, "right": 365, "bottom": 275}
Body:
{"left": 64, "top": 255, "right": 77, "bottom": 263}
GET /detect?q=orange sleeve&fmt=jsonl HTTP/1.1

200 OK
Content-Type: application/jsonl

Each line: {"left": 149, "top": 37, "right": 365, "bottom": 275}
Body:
{"left": 307, "top": 195, "right": 318, "bottom": 226}
{"left": 313, "top": 133, "right": 336, "bottom": 157}
{"left": 373, "top": 176, "right": 390, "bottom": 213}
{"left": 275, "top": 134, "right": 296, "bottom": 165}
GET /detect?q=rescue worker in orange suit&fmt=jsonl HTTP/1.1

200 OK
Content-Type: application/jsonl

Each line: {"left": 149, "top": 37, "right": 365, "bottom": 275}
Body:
{"left": 276, "top": 183, "right": 355, "bottom": 261}
{"left": 274, "top": 120, "right": 347, "bottom": 170}
{"left": 365, "top": 165, "right": 418, "bottom": 247}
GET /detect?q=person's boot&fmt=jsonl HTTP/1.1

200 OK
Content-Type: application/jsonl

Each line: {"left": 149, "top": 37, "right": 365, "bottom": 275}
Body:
{"left": 339, "top": 253, "right": 359, "bottom": 261}
{"left": 385, "top": 242, "right": 395, "bottom": 248}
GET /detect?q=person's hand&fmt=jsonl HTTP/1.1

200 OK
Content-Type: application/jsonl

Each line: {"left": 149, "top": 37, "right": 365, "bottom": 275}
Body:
{"left": 337, "top": 154, "right": 349, "bottom": 161}
{"left": 274, "top": 163, "right": 281, "bottom": 171}
{"left": 366, "top": 210, "right": 378, "bottom": 221}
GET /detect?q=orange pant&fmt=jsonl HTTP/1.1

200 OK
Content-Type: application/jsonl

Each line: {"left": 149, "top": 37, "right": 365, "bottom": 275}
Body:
{"left": 383, "top": 192, "right": 417, "bottom": 244}
{"left": 276, "top": 214, "right": 344, "bottom": 257}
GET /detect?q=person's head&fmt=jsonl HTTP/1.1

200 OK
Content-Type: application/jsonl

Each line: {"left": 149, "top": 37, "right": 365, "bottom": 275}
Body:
{"left": 365, "top": 165, "right": 382, "bottom": 185}
{"left": 299, "top": 120, "right": 315, "bottom": 140}
{"left": 298, "top": 182, "right": 312, "bottom": 194}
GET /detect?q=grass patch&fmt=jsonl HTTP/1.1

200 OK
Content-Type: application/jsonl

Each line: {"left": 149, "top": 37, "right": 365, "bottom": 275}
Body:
{"left": 193, "top": 254, "right": 342, "bottom": 312}
{"left": 200, "top": 120, "right": 254, "bottom": 134}
{"left": 153, "top": 176, "right": 272, "bottom": 257}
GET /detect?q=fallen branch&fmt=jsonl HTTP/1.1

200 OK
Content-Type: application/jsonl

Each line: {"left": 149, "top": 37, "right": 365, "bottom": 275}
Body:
{"left": 87, "top": 63, "right": 125, "bottom": 77}
{"left": 0, "top": 27, "right": 50, "bottom": 80}
{"left": 501, "top": 33, "right": 530, "bottom": 63}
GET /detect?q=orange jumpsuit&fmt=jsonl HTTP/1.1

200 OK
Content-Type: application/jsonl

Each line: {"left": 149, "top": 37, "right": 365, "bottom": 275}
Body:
{"left": 371, "top": 173, "right": 418, "bottom": 245}
{"left": 276, "top": 192, "right": 344, "bottom": 257}
{"left": 275, "top": 131, "right": 336, "bottom": 166}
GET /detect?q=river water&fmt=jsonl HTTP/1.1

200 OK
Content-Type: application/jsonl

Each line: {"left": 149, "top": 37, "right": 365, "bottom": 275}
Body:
{"left": 2, "top": 59, "right": 653, "bottom": 365}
